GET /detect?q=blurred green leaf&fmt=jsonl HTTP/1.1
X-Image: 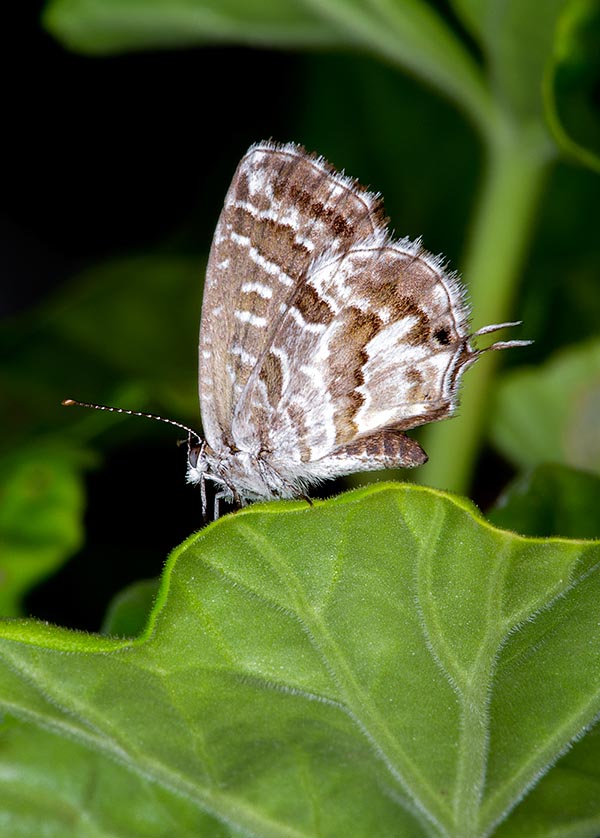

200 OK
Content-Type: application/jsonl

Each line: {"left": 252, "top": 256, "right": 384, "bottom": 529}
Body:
{"left": 101, "top": 578, "right": 159, "bottom": 636}
{"left": 43, "top": 0, "right": 490, "bottom": 131}
{"left": 450, "top": 0, "right": 600, "bottom": 172}
{"left": 488, "top": 464, "right": 600, "bottom": 539}
{"left": 545, "top": 0, "right": 600, "bottom": 171}
{"left": 43, "top": 0, "right": 347, "bottom": 53}
{"left": 0, "top": 448, "right": 85, "bottom": 616}
{"left": 46, "top": 254, "right": 203, "bottom": 414}
{"left": 518, "top": 161, "right": 600, "bottom": 356}
{"left": 1, "top": 254, "right": 203, "bottom": 451}
{"left": 1, "top": 484, "right": 600, "bottom": 835}
{"left": 491, "top": 338, "right": 600, "bottom": 475}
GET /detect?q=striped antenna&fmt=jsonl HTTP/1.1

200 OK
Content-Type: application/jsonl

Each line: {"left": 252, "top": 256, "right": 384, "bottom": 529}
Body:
{"left": 61, "top": 399, "right": 202, "bottom": 444}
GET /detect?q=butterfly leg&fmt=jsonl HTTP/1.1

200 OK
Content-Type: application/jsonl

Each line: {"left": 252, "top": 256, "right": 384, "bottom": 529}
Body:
{"left": 200, "top": 474, "right": 208, "bottom": 522}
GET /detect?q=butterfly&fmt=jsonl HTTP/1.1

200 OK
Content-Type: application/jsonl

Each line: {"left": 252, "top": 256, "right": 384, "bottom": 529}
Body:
{"left": 65, "top": 141, "right": 529, "bottom": 517}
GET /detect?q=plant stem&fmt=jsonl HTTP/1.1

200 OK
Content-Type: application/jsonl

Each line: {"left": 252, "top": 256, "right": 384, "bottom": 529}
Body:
{"left": 416, "top": 122, "right": 555, "bottom": 495}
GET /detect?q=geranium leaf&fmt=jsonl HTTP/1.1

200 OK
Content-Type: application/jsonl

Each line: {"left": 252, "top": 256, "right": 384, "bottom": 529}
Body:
{"left": 1, "top": 484, "right": 599, "bottom": 835}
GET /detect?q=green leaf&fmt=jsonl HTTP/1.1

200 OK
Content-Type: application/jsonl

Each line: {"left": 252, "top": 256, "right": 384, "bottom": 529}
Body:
{"left": 1, "top": 484, "right": 599, "bottom": 835}
{"left": 544, "top": 0, "right": 600, "bottom": 171}
{"left": 42, "top": 0, "right": 490, "bottom": 132}
{"left": 490, "top": 338, "right": 600, "bottom": 475}
{"left": 494, "top": 724, "right": 600, "bottom": 837}
{"left": 488, "top": 464, "right": 600, "bottom": 539}
{"left": 0, "top": 253, "right": 203, "bottom": 452}
{"left": 46, "top": 254, "right": 203, "bottom": 416}
{"left": 450, "top": 0, "right": 600, "bottom": 173}
{"left": 42, "top": 0, "right": 347, "bottom": 53}
{"left": 0, "top": 448, "right": 85, "bottom": 616}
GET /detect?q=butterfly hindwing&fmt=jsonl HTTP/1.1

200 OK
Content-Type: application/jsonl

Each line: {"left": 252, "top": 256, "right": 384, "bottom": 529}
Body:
{"left": 232, "top": 236, "right": 471, "bottom": 481}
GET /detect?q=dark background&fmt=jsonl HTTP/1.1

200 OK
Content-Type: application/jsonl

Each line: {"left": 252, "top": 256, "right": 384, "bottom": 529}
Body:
{"left": 4, "top": 9, "right": 300, "bottom": 316}
{"left": 5, "top": 6, "right": 303, "bottom": 627}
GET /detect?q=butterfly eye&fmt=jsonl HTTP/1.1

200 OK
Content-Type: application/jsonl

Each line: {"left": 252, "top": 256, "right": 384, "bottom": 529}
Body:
{"left": 188, "top": 445, "right": 205, "bottom": 470}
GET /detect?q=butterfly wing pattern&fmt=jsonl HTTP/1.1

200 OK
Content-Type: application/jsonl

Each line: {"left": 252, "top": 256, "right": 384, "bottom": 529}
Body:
{"left": 190, "top": 141, "right": 528, "bottom": 507}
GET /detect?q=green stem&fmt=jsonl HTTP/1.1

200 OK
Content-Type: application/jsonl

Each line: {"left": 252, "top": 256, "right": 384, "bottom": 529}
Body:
{"left": 416, "top": 122, "right": 556, "bottom": 494}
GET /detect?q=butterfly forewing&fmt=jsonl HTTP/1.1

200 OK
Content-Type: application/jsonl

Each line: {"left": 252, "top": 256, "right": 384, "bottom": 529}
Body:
{"left": 198, "top": 141, "right": 386, "bottom": 451}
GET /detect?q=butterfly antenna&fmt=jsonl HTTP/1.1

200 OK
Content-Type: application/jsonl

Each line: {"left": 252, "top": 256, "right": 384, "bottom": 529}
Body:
{"left": 61, "top": 398, "right": 202, "bottom": 444}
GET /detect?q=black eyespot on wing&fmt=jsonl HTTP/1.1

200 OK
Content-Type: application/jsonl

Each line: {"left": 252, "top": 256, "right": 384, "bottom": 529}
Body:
{"left": 433, "top": 326, "right": 451, "bottom": 345}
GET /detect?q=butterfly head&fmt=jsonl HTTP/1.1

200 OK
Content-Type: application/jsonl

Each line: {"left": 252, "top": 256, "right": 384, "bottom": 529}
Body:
{"left": 186, "top": 439, "right": 248, "bottom": 515}
{"left": 185, "top": 433, "right": 226, "bottom": 477}
{"left": 187, "top": 438, "right": 210, "bottom": 480}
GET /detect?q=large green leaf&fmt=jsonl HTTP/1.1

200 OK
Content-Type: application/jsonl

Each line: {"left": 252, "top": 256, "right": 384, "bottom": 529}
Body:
{"left": 1, "top": 484, "right": 599, "bottom": 836}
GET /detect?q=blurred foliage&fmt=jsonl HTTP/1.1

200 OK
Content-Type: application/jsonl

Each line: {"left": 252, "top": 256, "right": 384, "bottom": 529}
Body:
{"left": 488, "top": 463, "right": 600, "bottom": 539}
{"left": 546, "top": 0, "right": 600, "bottom": 171}
{"left": 491, "top": 338, "right": 600, "bottom": 475}
{"left": 1, "top": 254, "right": 203, "bottom": 618}
{"left": 1, "top": 254, "right": 202, "bottom": 446}
{"left": 0, "top": 447, "right": 85, "bottom": 616}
